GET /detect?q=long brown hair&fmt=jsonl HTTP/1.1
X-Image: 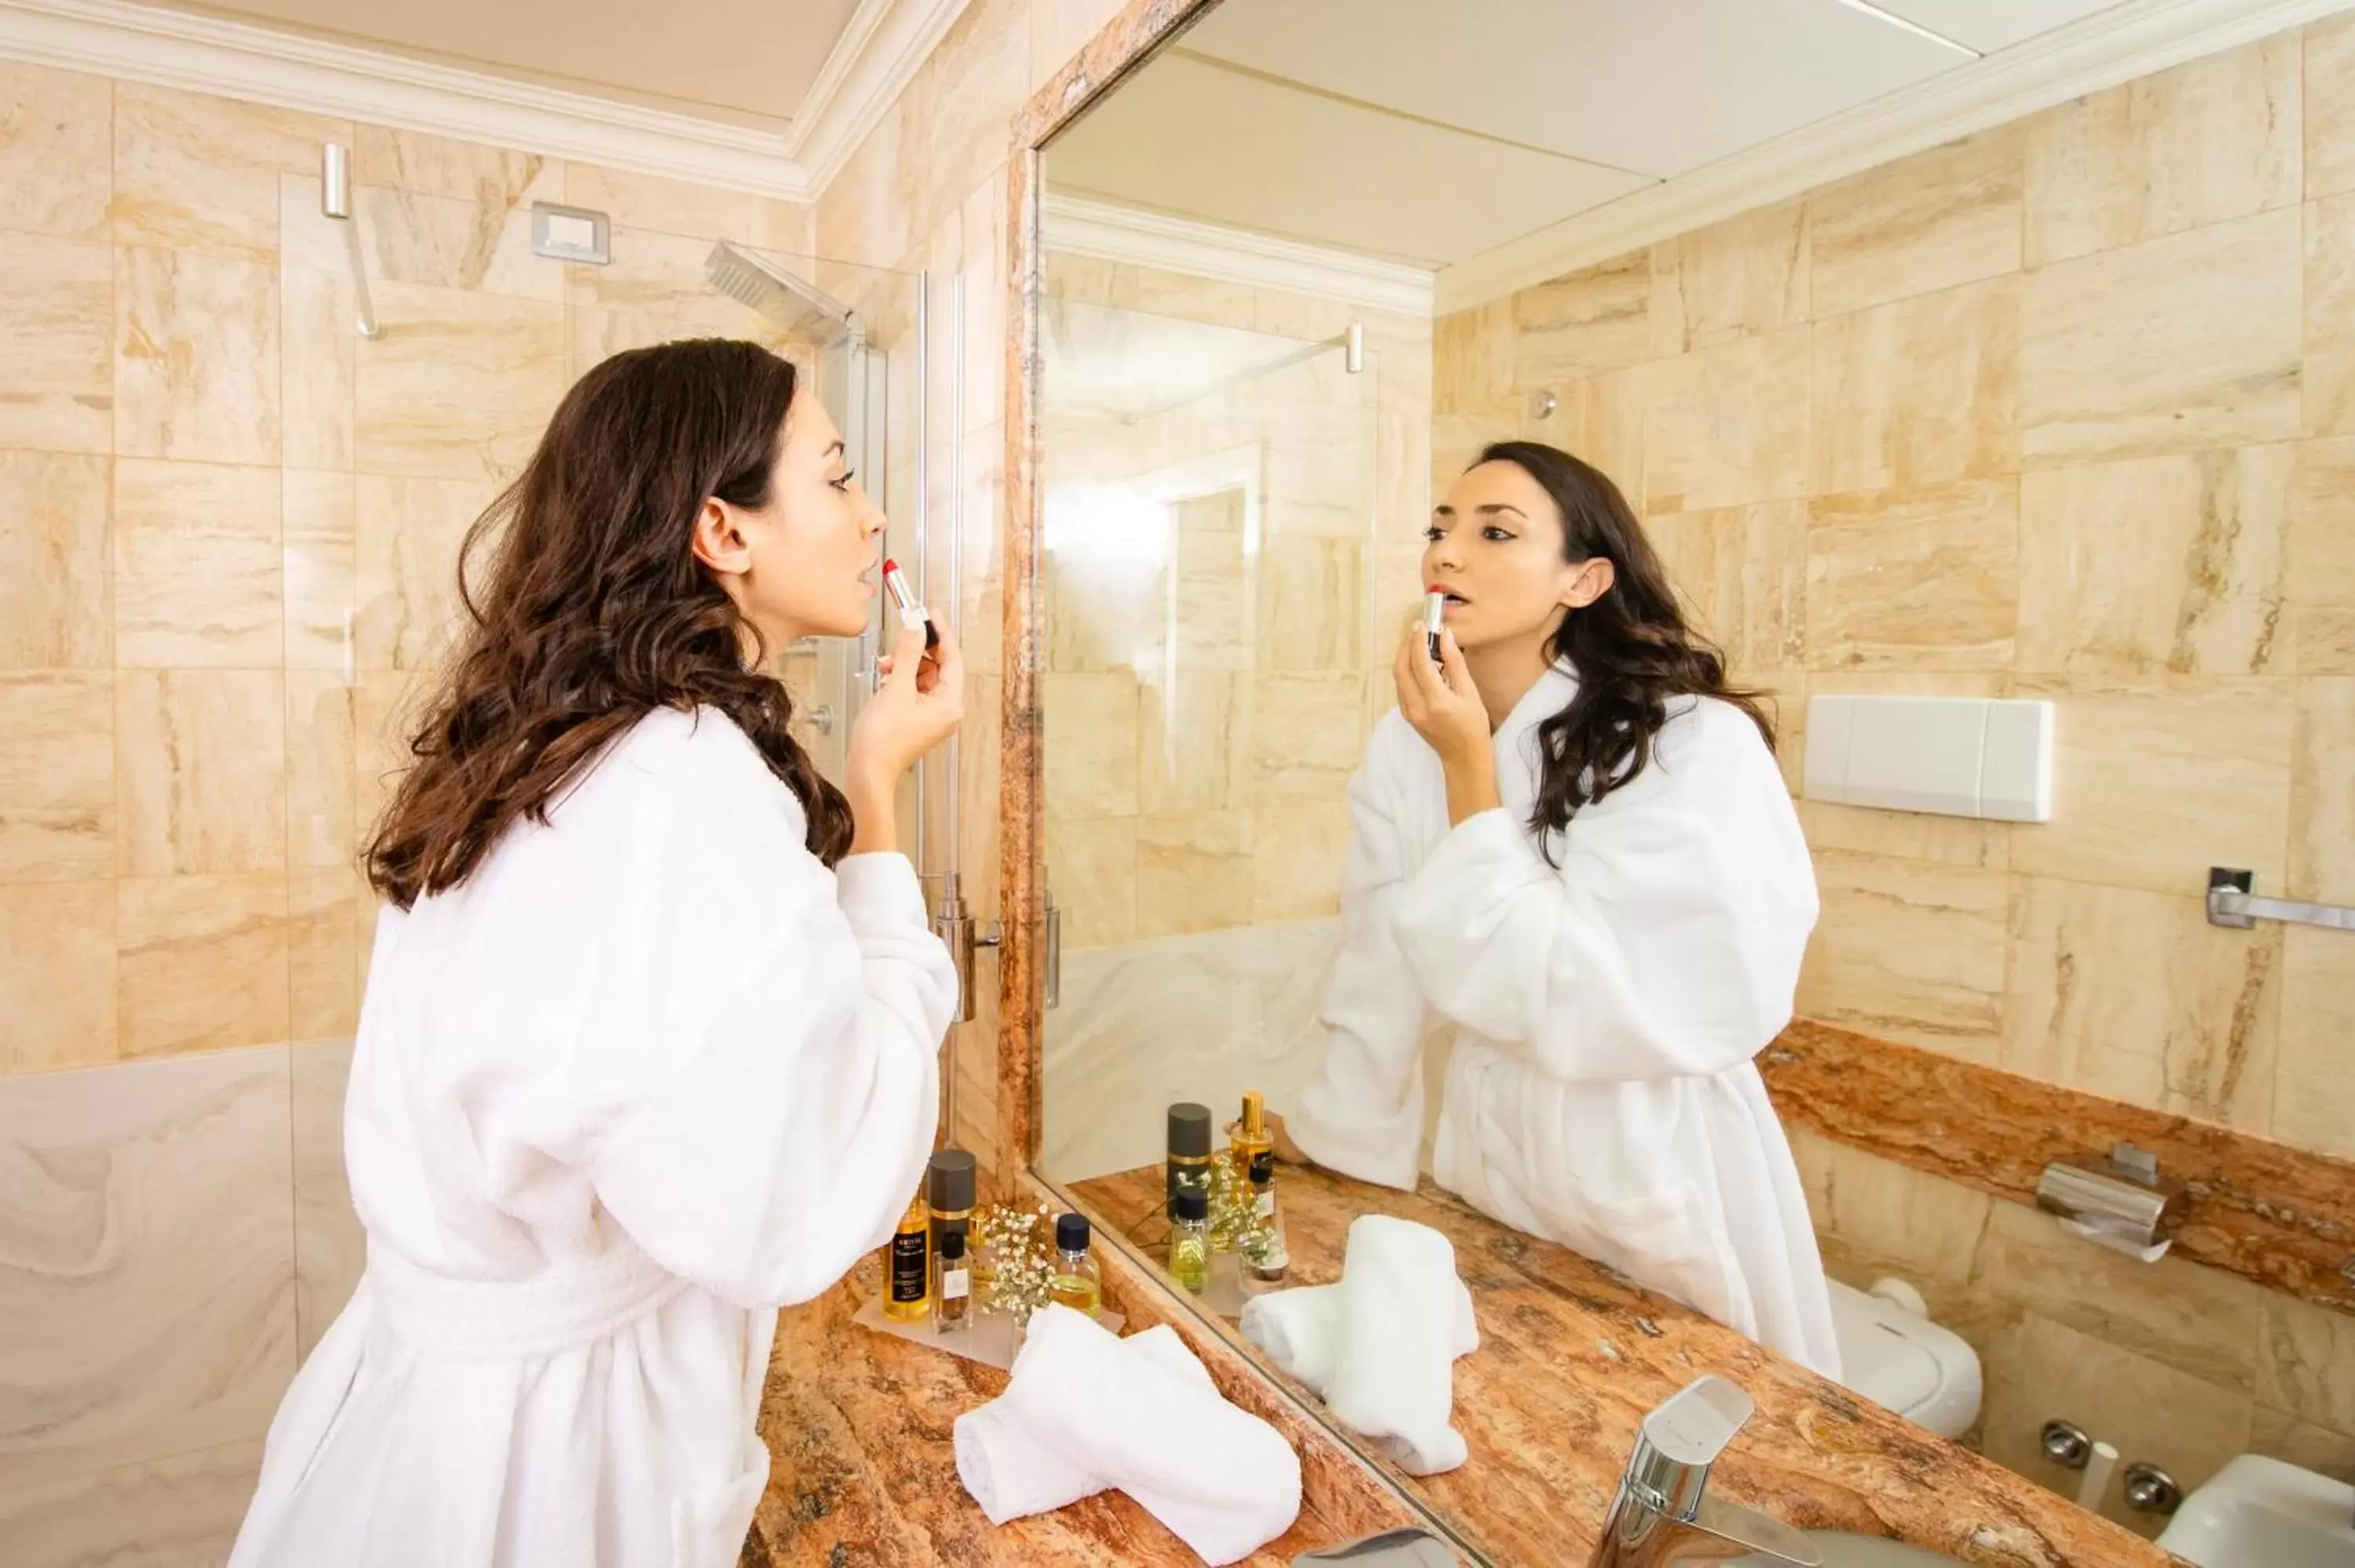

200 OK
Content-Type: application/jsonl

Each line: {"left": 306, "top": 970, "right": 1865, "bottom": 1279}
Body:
{"left": 366, "top": 338, "right": 852, "bottom": 910}
{"left": 1474, "top": 441, "right": 1775, "bottom": 859}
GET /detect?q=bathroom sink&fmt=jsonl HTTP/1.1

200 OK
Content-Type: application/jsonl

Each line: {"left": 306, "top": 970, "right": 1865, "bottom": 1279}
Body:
{"left": 1728, "top": 1533, "right": 1966, "bottom": 1566}
{"left": 2156, "top": 1454, "right": 2355, "bottom": 1568}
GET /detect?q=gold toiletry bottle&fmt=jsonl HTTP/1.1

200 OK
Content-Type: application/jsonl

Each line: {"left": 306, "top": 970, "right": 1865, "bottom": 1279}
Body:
{"left": 1236, "top": 1090, "right": 1289, "bottom": 1283}
{"left": 1047, "top": 1212, "right": 1103, "bottom": 1318}
{"left": 1170, "top": 1187, "right": 1212, "bottom": 1295}
{"left": 884, "top": 1189, "right": 930, "bottom": 1322}
{"left": 928, "top": 1149, "right": 977, "bottom": 1335}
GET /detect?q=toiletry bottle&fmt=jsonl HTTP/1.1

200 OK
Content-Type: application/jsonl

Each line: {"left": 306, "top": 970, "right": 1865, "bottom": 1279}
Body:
{"left": 1047, "top": 1212, "right": 1103, "bottom": 1318}
{"left": 1169, "top": 1187, "right": 1211, "bottom": 1295}
{"left": 928, "top": 1149, "right": 977, "bottom": 1335}
{"left": 884, "top": 1188, "right": 930, "bottom": 1323}
{"left": 1166, "top": 1102, "right": 1214, "bottom": 1223}
{"left": 1236, "top": 1090, "right": 1289, "bottom": 1284}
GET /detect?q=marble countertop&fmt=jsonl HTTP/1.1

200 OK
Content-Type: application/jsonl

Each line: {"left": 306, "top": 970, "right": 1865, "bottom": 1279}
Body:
{"left": 746, "top": 1250, "right": 1429, "bottom": 1566}
{"left": 1068, "top": 1162, "right": 2185, "bottom": 1568}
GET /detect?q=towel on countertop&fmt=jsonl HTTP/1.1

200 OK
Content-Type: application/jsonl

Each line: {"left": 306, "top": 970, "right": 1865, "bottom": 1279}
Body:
{"left": 954, "top": 1304, "right": 1302, "bottom": 1565}
{"left": 1238, "top": 1215, "right": 1476, "bottom": 1476}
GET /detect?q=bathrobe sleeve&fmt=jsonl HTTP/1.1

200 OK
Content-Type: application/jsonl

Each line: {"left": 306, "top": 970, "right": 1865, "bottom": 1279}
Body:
{"left": 1387, "top": 701, "right": 1816, "bottom": 1082}
{"left": 1284, "top": 727, "right": 1433, "bottom": 1191}
{"left": 579, "top": 715, "right": 957, "bottom": 1309}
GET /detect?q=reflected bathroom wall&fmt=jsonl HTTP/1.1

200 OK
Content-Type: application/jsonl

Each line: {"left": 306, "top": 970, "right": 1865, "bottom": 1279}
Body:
{"left": 1036, "top": 286, "right": 1391, "bottom": 1183}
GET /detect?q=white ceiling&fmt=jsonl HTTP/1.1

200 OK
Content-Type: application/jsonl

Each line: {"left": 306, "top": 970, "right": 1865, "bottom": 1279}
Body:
{"left": 1046, "top": 0, "right": 2139, "bottom": 268}
{"left": 150, "top": 0, "right": 865, "bottom": 129}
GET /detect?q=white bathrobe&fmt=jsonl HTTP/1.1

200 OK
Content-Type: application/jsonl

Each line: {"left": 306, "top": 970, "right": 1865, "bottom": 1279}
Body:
{"left": 229, "top": 707, "right": 958, "bottom": 1568}
{"left": 1287, "top": 665, "right": 1842, "bottom": 1380}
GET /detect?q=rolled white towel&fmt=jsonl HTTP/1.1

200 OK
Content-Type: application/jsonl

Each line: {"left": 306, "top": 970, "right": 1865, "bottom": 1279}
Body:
{"left": 954, "top": 1305, "right": 1302, "bottom": 1564}
{"left": 1321, "top": 1216, "right": 1473, "bottom": 1476}
{"left": 1238, "top": 1278, "right": 1478, "bottom": 1395}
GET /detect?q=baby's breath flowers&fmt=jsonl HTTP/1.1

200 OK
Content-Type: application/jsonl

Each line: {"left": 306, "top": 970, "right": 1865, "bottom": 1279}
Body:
{"left": 973, "top": 1202, "right": 1057, "bottom": 1322}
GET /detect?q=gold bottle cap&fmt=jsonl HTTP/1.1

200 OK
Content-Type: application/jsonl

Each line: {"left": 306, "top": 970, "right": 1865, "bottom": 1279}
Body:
{"left": 1242, "top": 1089, "right": 1265, "bottom": 1140}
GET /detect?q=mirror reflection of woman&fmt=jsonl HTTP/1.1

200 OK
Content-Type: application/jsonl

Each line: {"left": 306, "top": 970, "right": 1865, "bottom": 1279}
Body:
{"left": 230, "top": 340, "right": 964, "bottom": 1568}
{"left": 1272, "top": 440, "right": 1839, "bottom": 1379}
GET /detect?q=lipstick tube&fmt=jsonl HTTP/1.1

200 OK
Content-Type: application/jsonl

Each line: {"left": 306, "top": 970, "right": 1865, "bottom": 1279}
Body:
{"left": 1422, "top": 589, "right": 1447, "bottom": 662}
{"left": 882, "top": 558, "right": 939, "bottom": 651}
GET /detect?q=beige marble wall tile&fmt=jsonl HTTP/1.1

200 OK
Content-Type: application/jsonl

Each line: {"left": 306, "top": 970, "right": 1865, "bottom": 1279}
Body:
{"left": 1433, "top": 301, "right": 1511, "bottom": 411}
{"left": 1805, "top": 479, "right": 2017, "bottom": 672}
{"left": 958, "top": 170, "right": 1008, "bottom": 438}
{"left": 110, "top": 83, "right": 345, "bottom": 261}
{"left": 1258, "top": 538, "right": 1363, "bottom": 673}
{"left": 352, "top": 667, "right": 425, "bottom": 851}
{"left": 290, "top": 1039, "right": 361, "bottom": 1362}
{"left": 2290, "top": 436, "right": 2355, "bottom": 674}
{"left": 353, "top": 283, "right": 564, "bottom": 480}
{"left": 1508, "top": 251, "right": 1652, "bottom": 388}
{"left": 1255, "top": 288, "right": 1355, "bottom": 344}
{"left": 116, "top": 669, "right": 285, "bottom": 878}
{"left": 2020, "top": 445, "right": 2291, "bottom": 676}
{"left": 565, "top": 304, "right": 714, "bottom": 379}
{"left": 2024, "top": 37, "right": 2301, "bottom": 268}
{"left": 347, "top": 184, "right": 563, "bottom": 302}
{"left": 571, "top": 225, "right": 751, "bottom": 327}
{"left": 2274, "top": 924, "right": 2355, "bottom": 1157}
{"left": 0, "top": 450, "right": 110, "bottom": 669}
{"left": 0, "top": 880, "right": 115, "bottom": 1074}
{"left": 2021, "top": 207, "right": 2302, "bottom": 464}
{"left": 1980, "top": 1311, "right": 2254, "bottom": 1530}
{"left": 564, "top": 162, "right": 753, "bottom": 242}
{"left": 283, "top": 469, "right": 356, "bottom": 671}
{"left": 352, "top": 473, "right": 497, "bottom": 672}
{"left": 1650, "top": 199, "right": 1809, "bottom": 353}
{"left": 2258, "top": 1295, "right": 2355, "bottom": 1436}
{"left": 2306, "top": 191, "right": 2355, "bottom": 436}
{"left": 1642, "top": 500, "right": 1806, "bottom": 673}
{"left": 1810, "top": 275, "right": 2020, "bottom": 495}
{"left": 285, "top": 669, "right": 355, "bottom": 873}
{"left": 1518, "top": 365, "right": 1648, "bottom": 501}
{"left": 2309, "top": 12, "right": 2355, "bottom": 200}
{"left": 0, "top": 1436, "right": 262, "bottom": 1566}
{"left": 1251, "top": 798, "right": 1350, "bottom": 924}
{"left": 1136, "top": 811, "right": 1254, "bottom": 939}
{"left": 1137, "top": 671, "right": 1247, "bottom": 815}
{"left": 0, "top": 233, "right": 114, "bottom": 453}
{"left": 2254, "top": 1404, "right": 2355, "bottom": 1483}
{"left": 0, "top": 63, "right": 110, "bottom": 241}
{"left": 2004, "top": 877, "right": 2280, "bottom": 1130}
{"left": 354, "top": 126, "right": 560, "bottom": 207}
{"left": 1806, "top": 1134, "right": 1992, "bottom": 1286}
{"left": 908, "top": 0, "right": 1031, "bottom": 244}
{"left": 1044, "top": 815, "right": 1136, "bottom": 951}
{"left": 1043, "top": 669, "right": 1138, "bottom": 819}
{"left": 1252, "top": 673, "right": 1363, "bottom": 803}
{"left": 0, "top": 671, "right": 115, "bottom": 885}
{"left": 1030, "top": 0, "right": 1126, "bottom": 84}
{"left": 279, "top": 247, "right": 355, "bottom": 472}
{"left": 1807, "top": 128, "right": 2023, "bottom": 319}
{"left": 2291, "top": 676, "right": 2355, "bottom": 902}
{"left": 1108, "top": 264, "right": 1257, "bottom": 330}
{"left": 2008, "top": 675, "right": 2295, "bottom": 894}
{"left": 115, "top": 875, "right": 290, "bottom": 1059}
{"left": 0, "top": 1046, "right": 294, "bottom": 1483}
{"left": 115, "top": 246, "right": 280, "bottom": 465}
{"left": 289, "top": 866, "right": 357, "bottom": 1041}
{"left": 1644, "top": 326, "right": 1811, "bottom": 514}
{"left": 111, "top": 459, "right": 281, "bottom": 668}
{"left": 1796, "top": 849, "right": 2009, "bottom": 1059}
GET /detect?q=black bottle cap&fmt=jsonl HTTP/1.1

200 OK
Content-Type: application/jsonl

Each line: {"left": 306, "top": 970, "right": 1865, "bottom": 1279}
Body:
{"left": 1167, "top": 1103, "right": 1213, "bottom": 1158}
{"left": 937, "top": 1226, "right": 966, "bottom": 1260}
{"left": 1056, "top": 1212, "right": 1090, "bottom": 1253}
{"left": 1174, "top": 1187, "right": 1209, "bottom": 1222}
{"left": 927, "top": 1148, "right": 976, "bottom": 1210}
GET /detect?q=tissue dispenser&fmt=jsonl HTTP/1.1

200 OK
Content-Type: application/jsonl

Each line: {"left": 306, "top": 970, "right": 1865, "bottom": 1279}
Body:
{"left": 2033, "top": 1143, "right": 2189, "bottom": 1253}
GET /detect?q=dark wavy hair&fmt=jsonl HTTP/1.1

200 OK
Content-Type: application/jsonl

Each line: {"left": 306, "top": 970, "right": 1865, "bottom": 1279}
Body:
{"left": 365, "top": 338, "right": 851, "bottom": 910}
{"left": 1473, "top": 441, "right": 1775, "bottom": 858}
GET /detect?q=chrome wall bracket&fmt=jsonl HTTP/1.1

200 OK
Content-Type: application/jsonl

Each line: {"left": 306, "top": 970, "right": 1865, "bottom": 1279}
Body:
{"left": 2207, "top": 868, "right": 2355, "bottom": 933}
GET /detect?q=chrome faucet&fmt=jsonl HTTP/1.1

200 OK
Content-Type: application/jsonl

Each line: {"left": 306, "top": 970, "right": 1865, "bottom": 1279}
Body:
{"left": 1587, "top": 1376, "right": 1822, "bottom": 1568}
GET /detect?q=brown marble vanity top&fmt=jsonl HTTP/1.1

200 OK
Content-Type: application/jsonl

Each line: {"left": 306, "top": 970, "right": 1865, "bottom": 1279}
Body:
{"left": 746, "top": 1245, "right": 1429, "bottom": 1566}
{"left": 1067, "top": 1162, "right": 2183, "bottom": 1568}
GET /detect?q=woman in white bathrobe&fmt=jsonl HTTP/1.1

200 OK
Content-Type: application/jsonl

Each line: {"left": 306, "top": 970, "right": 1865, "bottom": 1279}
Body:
{"left": 1273, "top": 439, "right": 1841, "bottom": 1380}
{"left": 229, "top": 340, "right": 964, "bottom": 1568}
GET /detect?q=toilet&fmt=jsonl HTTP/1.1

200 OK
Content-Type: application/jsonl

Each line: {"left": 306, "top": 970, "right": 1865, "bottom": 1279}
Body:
{"left": 1824, "top": 1276, "right": 1982, "bottom": 1439}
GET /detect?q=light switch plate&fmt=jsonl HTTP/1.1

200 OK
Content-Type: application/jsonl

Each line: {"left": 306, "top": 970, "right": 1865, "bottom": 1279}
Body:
{"left": 531, "top": 202, "right": 609, "bottom": 264}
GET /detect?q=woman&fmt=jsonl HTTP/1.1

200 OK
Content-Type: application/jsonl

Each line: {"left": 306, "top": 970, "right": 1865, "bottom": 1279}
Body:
{"left": 230, "top": 340, "right": 963, "bottom": 1568}
{"left": 1275, "top": 440, "right": 1839, "bottom": 1379}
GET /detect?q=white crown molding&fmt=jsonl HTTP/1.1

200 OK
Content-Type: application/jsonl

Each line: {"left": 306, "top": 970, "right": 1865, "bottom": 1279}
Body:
{"left": 1044, "top": 193, "right": 1437, "bottom": 318}
{"left": 1436, "top": 0, "right": 2355, "bottom": 314}
{"left": 0, "top": 0, "right": 969, "bottom": 206}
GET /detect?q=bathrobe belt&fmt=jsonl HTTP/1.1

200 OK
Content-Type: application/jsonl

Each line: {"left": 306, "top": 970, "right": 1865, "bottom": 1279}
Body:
{"left": 366, "top": 1234, "right": 690, "bottom": 1361}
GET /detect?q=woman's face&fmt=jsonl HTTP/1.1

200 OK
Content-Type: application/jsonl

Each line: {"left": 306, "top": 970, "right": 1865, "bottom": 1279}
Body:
{"left": 1422, "top": 460, "right": 1605, "bottom": 653}
{"left": 698, "top": 386, "right": 883, "bottom": 648}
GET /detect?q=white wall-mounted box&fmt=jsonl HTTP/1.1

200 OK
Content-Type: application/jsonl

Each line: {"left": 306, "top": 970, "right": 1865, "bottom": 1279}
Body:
{"left": 1803, "top": 695, "right": 2054, "bottom": 823}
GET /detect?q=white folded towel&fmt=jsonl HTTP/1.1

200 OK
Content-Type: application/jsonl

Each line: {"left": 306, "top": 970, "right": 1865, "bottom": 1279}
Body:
{"left": 954, "top": 1304, "right": 1302, "bottom": 1565}
{"left": 1239, "top": 1216, "right": 1473, "bottom": 1477}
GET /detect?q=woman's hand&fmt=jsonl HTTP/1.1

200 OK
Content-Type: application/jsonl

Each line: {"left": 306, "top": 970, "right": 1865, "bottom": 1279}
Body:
{"left": 1393, "top": 620, "right": 1500, "bottom": 824}
{"left": 1265, "top": 1110, "right": 1313, "bottom": 1168}
{"left": 845, "top": 622, "right": 963, "bottom": 855}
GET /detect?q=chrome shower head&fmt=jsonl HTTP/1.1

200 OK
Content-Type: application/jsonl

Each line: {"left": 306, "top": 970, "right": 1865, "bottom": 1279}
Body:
{"left": 704, "top": 240, "right": 860, "bottom": 348}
